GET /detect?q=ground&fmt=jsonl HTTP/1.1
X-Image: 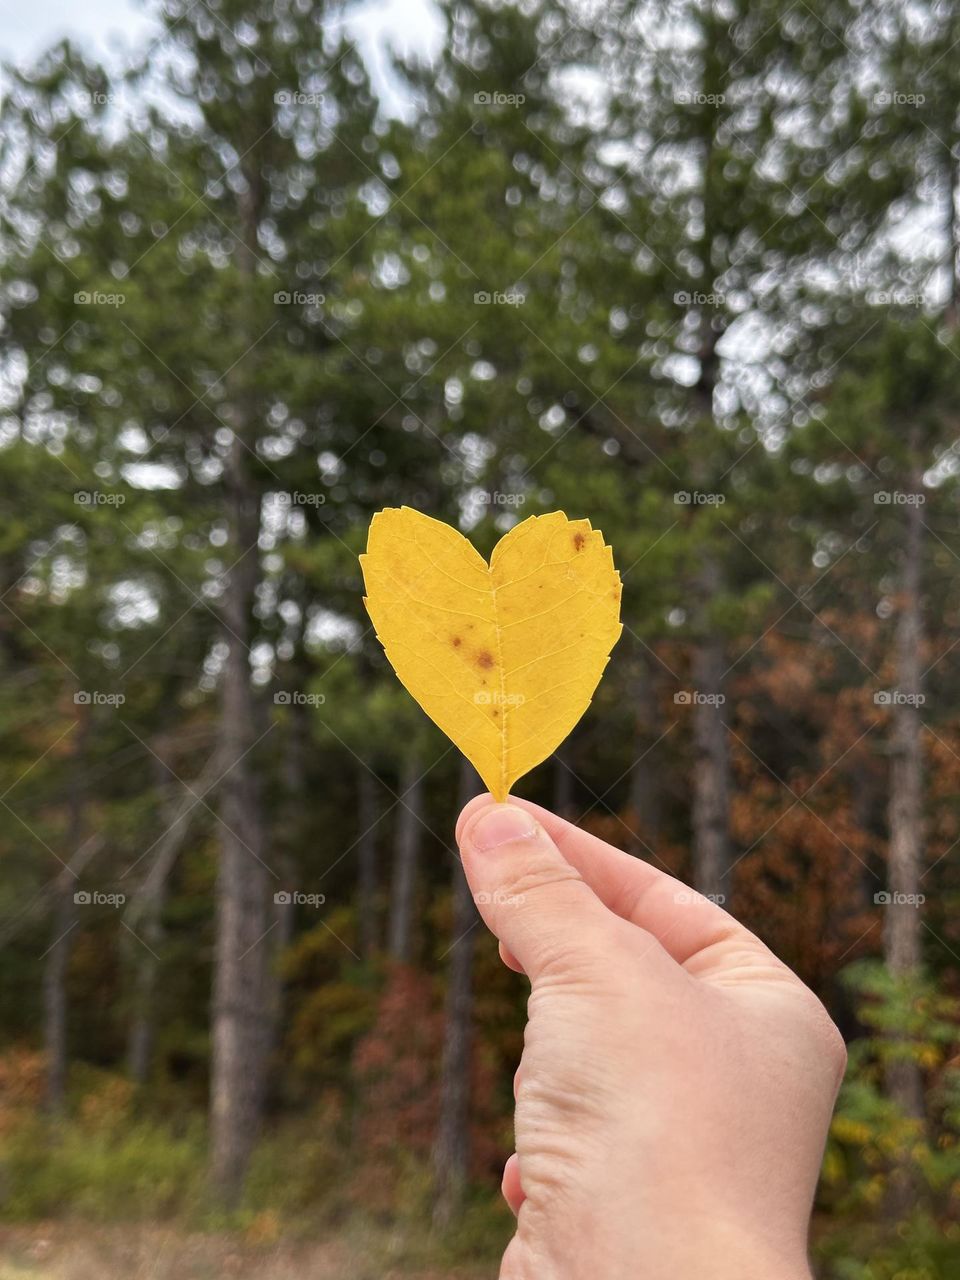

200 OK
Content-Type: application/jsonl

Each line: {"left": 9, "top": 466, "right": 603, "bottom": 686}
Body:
{"left": 0, "top": 1225, "right": 492, "bottom": 1280}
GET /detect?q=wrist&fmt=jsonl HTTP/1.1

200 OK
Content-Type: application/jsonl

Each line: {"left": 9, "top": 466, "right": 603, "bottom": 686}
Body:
{"left": 552, "top": 1238, "right": 813, "bottom": 1280}
{"left": 527, "top": 1198, "right": 814, "bottom": 1280}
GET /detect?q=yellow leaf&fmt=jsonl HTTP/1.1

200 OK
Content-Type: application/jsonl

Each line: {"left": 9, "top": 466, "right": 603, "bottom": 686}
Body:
{"left": 360, "top": 507, "right": 622, "bottom": 801}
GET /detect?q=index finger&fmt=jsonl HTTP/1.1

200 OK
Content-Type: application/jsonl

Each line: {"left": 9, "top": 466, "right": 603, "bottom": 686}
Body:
{"left": 457, "top": 793, "right": 769, "bottom": 970}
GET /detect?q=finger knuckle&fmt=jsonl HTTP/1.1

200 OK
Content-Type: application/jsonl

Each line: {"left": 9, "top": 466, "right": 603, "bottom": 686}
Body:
{"left": 801, "top": 992, "right": 848, "bottom": 1086}
{"left": 821, "top": 1017, "right": 848, "bottom": 1085}
{"left": 497, "top": 856, "right": 586, "bottom": 906}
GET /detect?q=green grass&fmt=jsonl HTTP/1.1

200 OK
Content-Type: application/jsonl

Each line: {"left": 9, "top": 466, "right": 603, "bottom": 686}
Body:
{"left": 0, "top": 1116, "right": 206, "bottom": 1222}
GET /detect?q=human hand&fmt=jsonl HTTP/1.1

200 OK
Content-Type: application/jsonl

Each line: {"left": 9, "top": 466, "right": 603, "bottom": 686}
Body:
{"left": 455, "top": 797, "right": 847, "bottom": 1280}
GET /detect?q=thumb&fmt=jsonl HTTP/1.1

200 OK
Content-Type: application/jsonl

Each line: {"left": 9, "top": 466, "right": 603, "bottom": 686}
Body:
{"left": 457, "top": 801, "right": 617, "bottom": 982}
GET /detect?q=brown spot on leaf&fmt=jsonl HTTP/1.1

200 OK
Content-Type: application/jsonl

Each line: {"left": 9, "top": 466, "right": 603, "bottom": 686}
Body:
{"left": 573, "top": 532, "right": 586, "bottom": 551}
{"left": 451, "top": 636, "right": 462, "bottom": 648}
{"left": 477, "top": 650, "right": 495, "bottom": 670}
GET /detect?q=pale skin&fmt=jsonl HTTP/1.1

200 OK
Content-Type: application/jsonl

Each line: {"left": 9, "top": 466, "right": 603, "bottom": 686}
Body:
{"left": 455, "top": 797, "right": 848, "bottom": 1280}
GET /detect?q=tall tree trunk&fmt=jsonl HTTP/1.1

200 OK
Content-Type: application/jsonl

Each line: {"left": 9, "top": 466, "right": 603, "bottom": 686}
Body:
{"left": 126, "top": 891, "right": 165, "bottom": 1085}
{"left": 126, "top": 913, "right": 162, "bottom": 1085}
{"left": 210, "top": 454, "right": 269, "bottom": 1201}
{"left": 691, "top": 625, "right": 731, "bottom": 902}
{"left": 945, "top": 156, "right": 960, "bottom": 330}
{"left": 432, "top": 761, "right": 482, "bottom": 1228}
{"left": 43, "top": 724, "right": 92, "bottom": 1113}
{"left": 126, "top": 748, "right": 224, "bottom": 1083}
{"left": 210, "top": 175, "right": 271, "bottom": 1205}
{"left": 262, "top": 695, "right": 305, "bottom": 1065}
{"left": 275, "top": 718, "right": 303, "bottom": 966}
{"left": 44, "top": 876, "right": 75, "bottom": 1113}
{"left": 884, "top": 466, "right": 925, "bottom": 1123}
{"left": 126, "top": 748, "right": 164, "bottom": 1089}
{"left": 387, "top": 754, "right": 424, "bottom": 964}
{"left": 689, "top": 248, "right": 732, "bottom": 903}
{"left": 357, "top": 765, "right": 381, "bottom": 958}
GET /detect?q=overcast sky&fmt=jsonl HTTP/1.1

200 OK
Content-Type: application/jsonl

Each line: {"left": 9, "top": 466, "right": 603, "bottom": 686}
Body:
{"left": 2, "top": 0, "right": 159, "bottom": 63}
{"left": 0, "top": 0, "right": 444, "bottom": 109}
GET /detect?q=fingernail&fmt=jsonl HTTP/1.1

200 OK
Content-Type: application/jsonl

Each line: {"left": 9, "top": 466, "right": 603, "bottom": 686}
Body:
{"left": 468, "top": 804, "right": 539, "bottom": 851}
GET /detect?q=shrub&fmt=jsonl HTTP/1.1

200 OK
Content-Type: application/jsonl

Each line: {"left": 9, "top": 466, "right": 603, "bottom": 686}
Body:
{"left": 815, "top": 961, "right": 960, "bottom": 1278}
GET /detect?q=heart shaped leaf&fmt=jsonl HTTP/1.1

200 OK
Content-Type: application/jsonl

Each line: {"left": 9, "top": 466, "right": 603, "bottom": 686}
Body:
{"left": 360, "top": 507, "right": 622, "bottom": 801}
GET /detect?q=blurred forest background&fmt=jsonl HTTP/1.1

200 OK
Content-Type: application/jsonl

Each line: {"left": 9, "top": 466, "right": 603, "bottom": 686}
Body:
{"left": 2, "top": 0, "right": 960, "bottom": 1276}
